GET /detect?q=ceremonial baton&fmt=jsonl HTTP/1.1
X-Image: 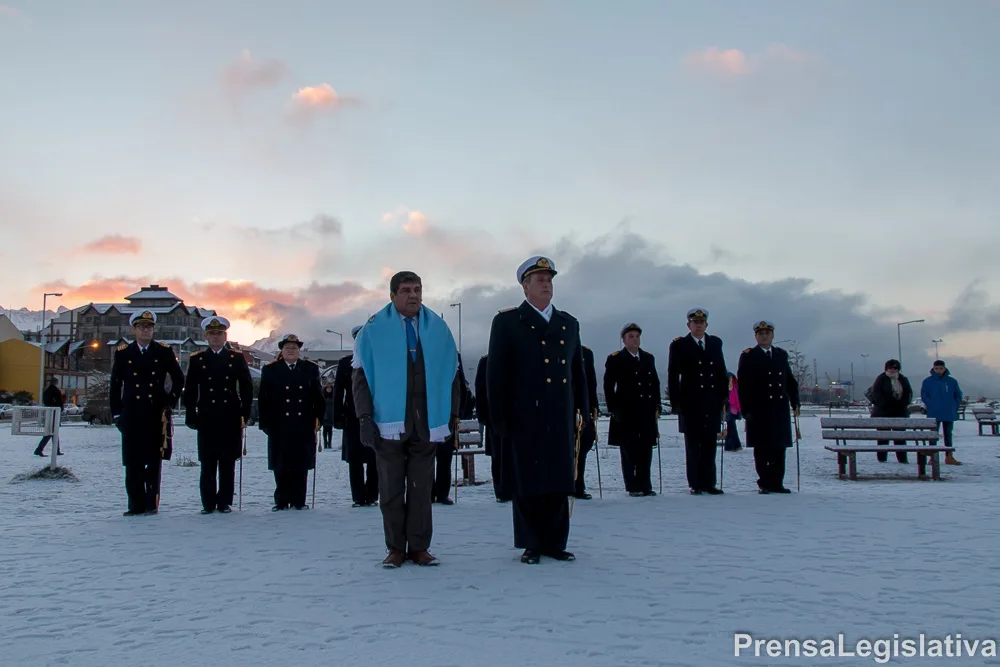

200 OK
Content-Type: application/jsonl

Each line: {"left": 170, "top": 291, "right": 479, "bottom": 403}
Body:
{"left": 312, "top": 419, "right": 320, "bottom": 508}
{"left": 570, "top": 410, "right": 582, "bottom": 518}
{"left": 794, "top": 411, "right": 802, "bottom": 492}
{"left": 592, "top": 408, "right": 602, "bottom": 499}
{"left": 719, "top": 410, "right": 727, "bottom": 490}
{"left": 239, "top": 418, "right": 246, "bottom": 511}
{"left": 655, "top": 409, "right": 662, "bottom": 494}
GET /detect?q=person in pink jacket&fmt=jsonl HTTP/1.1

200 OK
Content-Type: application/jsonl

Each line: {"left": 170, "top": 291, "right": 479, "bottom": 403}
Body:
{"left": 724, "top": 372, "right": 743, "bottom": 451}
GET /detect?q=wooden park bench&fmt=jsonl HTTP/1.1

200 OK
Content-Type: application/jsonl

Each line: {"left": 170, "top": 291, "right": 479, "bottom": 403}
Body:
{"left": 820, "top": 417, "right": 952, "bottom": 481}
{"left": 972, "top": 407, "right": 1000, "bottom": 436}
{"left": 957, "top": 397, "right": 969, "bottom": 420}
{"left": 452, "top": 419, "right": 487, "bottom": 501}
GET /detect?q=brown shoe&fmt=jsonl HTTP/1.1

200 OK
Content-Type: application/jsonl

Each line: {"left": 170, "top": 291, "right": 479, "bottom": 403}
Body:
{"left": 945, "top": 454, "right": 962, "bottom": 465}
{"left": 408, "top": 550, "right": 440, "bottom": 566}
{"left": 381, "top": 548, "right": 405, "bottom": 568}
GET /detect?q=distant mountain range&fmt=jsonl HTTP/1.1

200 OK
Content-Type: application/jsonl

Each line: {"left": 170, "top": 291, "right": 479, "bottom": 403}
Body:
{"left": 0, "top": 307, "right": 62, "bottom": 332}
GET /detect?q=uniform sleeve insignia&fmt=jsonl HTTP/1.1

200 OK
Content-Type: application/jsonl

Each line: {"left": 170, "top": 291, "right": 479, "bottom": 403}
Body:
{"left": 117, "top": 343, "right": 128, "bottom": 351}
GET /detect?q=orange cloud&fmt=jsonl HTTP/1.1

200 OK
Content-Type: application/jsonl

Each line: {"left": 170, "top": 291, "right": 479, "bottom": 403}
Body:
{"left": 79, "top": 234, "right": 142, "bottom": 255}
{"left": 382, "top": 207, "right": 430, "bottom": 236}
{"left": 683, "top": 44, "right": 808, "bottom": 77}
{"left": 288, "top": 83, "right": 360, "bottom": 122}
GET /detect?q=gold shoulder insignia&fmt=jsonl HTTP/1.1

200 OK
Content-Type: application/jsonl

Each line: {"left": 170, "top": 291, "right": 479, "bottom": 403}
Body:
{"left": 672, "top": 336, "right": 682, "bottom": 342}
{"left": 498, "top": 306, "right": 516, "bottom": 313}
{"left": 611, "top": 350, "right": 619, "bottom": 356}
{"left": 743, "top": 347, "right": 751, "bottom": 354}
{"left": 158, "top": 341, "right": 170, "bottom": 348}
{"left": 117, "top": 343, "right": 128, "bottom": 351}
{"left": 190, "top": 350, "right": 203, "bottom": 357}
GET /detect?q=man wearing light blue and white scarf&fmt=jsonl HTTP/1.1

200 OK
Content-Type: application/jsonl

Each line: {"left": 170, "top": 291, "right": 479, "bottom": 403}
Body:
{"left": 352, "top": 270, "right": 461, "bottom": 568}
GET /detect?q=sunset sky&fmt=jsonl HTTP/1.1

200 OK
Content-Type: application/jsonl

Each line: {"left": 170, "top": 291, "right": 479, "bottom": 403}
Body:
{"left": 2, "top": 1, "right": 999, "bottom": 387}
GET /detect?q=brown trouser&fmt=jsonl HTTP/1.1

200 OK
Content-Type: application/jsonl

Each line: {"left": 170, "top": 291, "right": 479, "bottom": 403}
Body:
{"left": 375, "top": 435, "right": 437, "bottom": 553}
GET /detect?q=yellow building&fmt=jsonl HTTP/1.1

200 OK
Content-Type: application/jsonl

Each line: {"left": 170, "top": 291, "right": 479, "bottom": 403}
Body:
{"left": 0, "top": 338, "right": 42, "bottom": 401}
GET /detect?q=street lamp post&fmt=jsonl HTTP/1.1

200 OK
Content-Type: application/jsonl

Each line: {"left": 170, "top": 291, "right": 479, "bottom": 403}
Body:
{"left": 449, "top": 302, "right": 462, "bottom": 358}
{"left": 931, "top": 338, "right": 943, "bottom": 358}
{"left": 896, "top": 319, "right": 925, "bottom": 368}
{"left": 39, "top": 292, "right": 62, "bottom": 403}
{"left": 325, "top": 329, "right": 343, "bottom": 350}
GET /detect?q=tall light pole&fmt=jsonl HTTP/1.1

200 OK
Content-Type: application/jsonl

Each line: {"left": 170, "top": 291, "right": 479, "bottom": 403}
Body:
{"left": 39, "top": 292, "right": 62, "bottom": 403}
{"left": 896, "top": 319, "right": 925, "bottom": 368}
{"left": 931, "top": 338, "right": 943, "bottom": 358}
{"left": 325, "top": 329, "right": 343, "bottom": 350}
{"left": 860, "top": 353, "right": 869, "bottom": 377}
{"left": 449, "top": 302, "right": 462, "bottom": 358}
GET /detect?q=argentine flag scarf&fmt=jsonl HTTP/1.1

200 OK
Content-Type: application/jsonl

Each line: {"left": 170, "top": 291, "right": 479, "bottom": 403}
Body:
{"left": 352, "top": 303, "right": 457, "bottom": 441}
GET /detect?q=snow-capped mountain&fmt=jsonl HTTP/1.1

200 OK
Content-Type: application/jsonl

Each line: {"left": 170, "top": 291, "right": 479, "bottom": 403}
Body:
{"left": 0, "top": 307, "right": 61, "bottom": 332}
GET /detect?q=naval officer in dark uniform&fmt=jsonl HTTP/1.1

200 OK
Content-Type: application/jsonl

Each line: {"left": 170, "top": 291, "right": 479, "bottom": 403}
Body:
{"left": 110, "top": 310, "right": 184, "bottom": 515}
{"left": 182, "top": 316, "right": 253, "bottom": 513}
{"left": 736, "top": 320, "right": 801, "bottom": 493}
{"left": 257, "top": 333, "right": 325, "bottom": 510}
{"left": 604, "top": 322, "right": 661, "bottom": 496}
{"left": 486, "top": 255, "right": 590, "bottom": 564}
{"left": 667, "top": 308, "right": 728, "bottom": 494}
{"left": 334, "top": 324, "right": 379, "bottom": 507}
{"left": 574, "top": 345, "right": 599, "bottom": 500}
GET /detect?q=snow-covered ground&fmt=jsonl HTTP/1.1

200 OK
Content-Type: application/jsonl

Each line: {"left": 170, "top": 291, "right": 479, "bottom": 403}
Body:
{"left": 2, "top": 415, "right": 998, "bottom": 666}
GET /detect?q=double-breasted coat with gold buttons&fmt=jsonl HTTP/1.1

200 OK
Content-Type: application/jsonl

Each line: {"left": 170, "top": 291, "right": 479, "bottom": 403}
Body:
{"left": 109, "top": 340, "right": 185, "bottom": 466}
{"left": 604, "top": 348, "right": 661, "bottom": 448}
{"left": 257, "top": 359, "right": 325, "bottom": 472}
{"left": 486, "top": 301, "right": 590, "bottom": 497}
{"left": 736, "top": 345, "right": 801, "bottom": 448}
{"left": 667, "top": 333, "right": 729, "bottom": 438}
{"left": 182, "top": 347, "right": 254, "bottom": 461}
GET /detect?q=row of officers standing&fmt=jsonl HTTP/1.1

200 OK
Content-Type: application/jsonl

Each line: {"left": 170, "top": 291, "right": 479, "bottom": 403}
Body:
{"left": 108, "top": 276, "right": 801, "bottom": 533}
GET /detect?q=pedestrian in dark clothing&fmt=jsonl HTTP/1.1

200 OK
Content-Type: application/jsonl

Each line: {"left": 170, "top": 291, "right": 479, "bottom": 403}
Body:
{"left": 433, "top": 353, "right": 474, "bottom": 505}
{"left": 34, "top": 376, "right": 64, "bottom": 456}
{"left": 322, "top": 383, "right": 335, "bottom": 449}
{"left": 486, "top": 255, "right": 590, "bottom": 564}
{"left": 869, "top": 359, "right": 912, "bottom": 463}
{"left": 257, "top": 333, "right": 325, "bottom": 511}
{"left": 575, "top": 345, "right": 600, "bottom": 500}
{"left": 110, "top": 310, "right": 184, "bottom": 516}
{"left": 182, "top": 316, "right": 254, "bottom": 513}
{"left": 334, "top": 324, "right": 379, "bottom": 507}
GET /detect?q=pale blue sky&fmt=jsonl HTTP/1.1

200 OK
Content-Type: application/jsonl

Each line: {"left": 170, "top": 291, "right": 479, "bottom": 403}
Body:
{"left": 1, "top": 1, "right": 999, "bottom": 372}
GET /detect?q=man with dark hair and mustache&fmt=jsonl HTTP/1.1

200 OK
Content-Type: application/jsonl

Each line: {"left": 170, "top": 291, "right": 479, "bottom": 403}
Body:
{"left": 352, "top": 270, "right": 463, "bottom": 568}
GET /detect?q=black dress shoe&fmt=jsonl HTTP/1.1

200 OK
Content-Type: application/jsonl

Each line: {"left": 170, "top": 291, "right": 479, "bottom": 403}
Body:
{"left": 144, "top": 509, "right": 158, "bottom": 515}
{"left": 544, "top": 550, "right": 576, "bottom": 561}
{"left": 689, "top": 489, "right": 703, "bottom": 495}
{"left": 758, "top": 488, "right": 770, "bottom": 494}
{"left": 436, "top": 498, "right": 454, "bottom": 505}
{"left": 705, "top": 488, "right": 724, "bottom": 495}
{"left": 573, "top": 491, "right": 592, "bottom": 500}
{"left": 217, "top": 506, "right": 232, "bottom": 513}
{"left": 272, "top": 504, "right": 288, "bottom": 512}
{"left": 293, "top": 504, "right": 309, "bottom": 510}
{"left": 520, "top": 550, "right": 541, "bottom": 564}
{"left": 642, "top": 490, "right": 656, "bottom": 497}
{"left": 352, "top": 502, "right": 363, "bottom": 508}
{"left": 123, "top": 510, "right": 143, "bottom": 516}
{"left": 200, "top": 508, "right": 214, "bottom": 514}
{"left": 773, "top": 487, "right": 792, "bottom": 494}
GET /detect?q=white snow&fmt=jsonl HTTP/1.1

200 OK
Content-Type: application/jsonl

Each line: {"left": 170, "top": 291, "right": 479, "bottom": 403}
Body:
{"left": 2, "top": 412, "right": 998, "bottom": 666}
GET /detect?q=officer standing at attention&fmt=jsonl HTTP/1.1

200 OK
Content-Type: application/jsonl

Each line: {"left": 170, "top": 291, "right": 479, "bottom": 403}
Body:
{"left": 604, "top": 322, "right": 661, "bottom": 497}
{"left": 182, "top": 316, "right": 254, "bottom": 513}
{"left": 110, "top": 310, "right": 184, "bottom": 516}
{"left": 486, "top": 256, "right": 590, "bottom": 564}
{"left": 667, "top": 308, "right": 728, "bottom": 495}
{"left": 334, "top": 324, "right": 380, "bottom": 507}
{"left": 257, "top": 334, "right": 325, "bottom": 511}
{"left": 736, "top": 320, "right": 800, "bottom": 494}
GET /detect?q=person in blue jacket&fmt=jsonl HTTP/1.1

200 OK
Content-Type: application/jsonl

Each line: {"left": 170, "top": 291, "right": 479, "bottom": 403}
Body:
{"left": 920, "top": 360, "right": 963, "bottom": 465}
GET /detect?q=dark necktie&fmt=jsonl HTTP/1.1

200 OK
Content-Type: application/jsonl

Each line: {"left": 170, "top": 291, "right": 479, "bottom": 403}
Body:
{"left": 698, "top": 339, "right": 704, "bottom": 351}
{"left": 766, "top": 349, "right": 772, "bottom": 359}
{"left": 405, "top": 317, "right": 417, "bottom": 361}
{"left": 140, "top": 347, "right": 145, "bottom": 356}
